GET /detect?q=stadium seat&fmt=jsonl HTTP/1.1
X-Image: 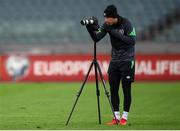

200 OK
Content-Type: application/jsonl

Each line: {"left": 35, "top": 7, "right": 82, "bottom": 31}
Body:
{"left": 0, "top": 0, "right": 179, "bottom": 44}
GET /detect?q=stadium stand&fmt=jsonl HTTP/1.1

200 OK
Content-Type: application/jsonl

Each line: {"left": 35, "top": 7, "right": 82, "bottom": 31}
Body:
{"left": 0, "top": 0, "right": 179, "bottom": 45}
{"left": 154, "top": 24, "right": 180, "bottom": 43}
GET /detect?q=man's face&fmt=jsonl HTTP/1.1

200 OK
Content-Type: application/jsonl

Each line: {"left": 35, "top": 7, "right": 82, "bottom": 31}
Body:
{"left": 104, "top": 17, "right": 118, "bottom": 25}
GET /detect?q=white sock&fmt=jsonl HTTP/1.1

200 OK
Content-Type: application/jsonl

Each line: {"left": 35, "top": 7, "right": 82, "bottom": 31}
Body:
{"left": 114, "top": 111, "right": 120, "bottom": 120}
{"left": 122, "top": 111, "right": 128, "bottom": 120}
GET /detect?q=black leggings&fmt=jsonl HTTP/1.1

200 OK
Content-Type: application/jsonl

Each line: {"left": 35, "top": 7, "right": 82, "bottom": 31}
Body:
{"left": 108, "top": 72, "right": 132, "bottom": 112}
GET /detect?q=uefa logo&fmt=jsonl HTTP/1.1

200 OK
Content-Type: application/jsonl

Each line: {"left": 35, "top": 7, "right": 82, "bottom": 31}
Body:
{"left": 5, "top": 55, "right": 30, "bottom": 81}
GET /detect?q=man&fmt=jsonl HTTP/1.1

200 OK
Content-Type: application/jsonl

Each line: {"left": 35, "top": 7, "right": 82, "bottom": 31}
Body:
{"left": 86, "top": 5, "right": 136, "bottom": 125}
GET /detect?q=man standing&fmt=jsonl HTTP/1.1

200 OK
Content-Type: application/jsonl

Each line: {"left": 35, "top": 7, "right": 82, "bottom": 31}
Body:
{"left": 86, "top": 5, "right": 136, "bottom": 125}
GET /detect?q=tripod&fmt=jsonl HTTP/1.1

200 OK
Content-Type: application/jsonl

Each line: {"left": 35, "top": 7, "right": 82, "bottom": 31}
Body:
{"left": 66, "top": 41, "right": 117, "bottom": 125}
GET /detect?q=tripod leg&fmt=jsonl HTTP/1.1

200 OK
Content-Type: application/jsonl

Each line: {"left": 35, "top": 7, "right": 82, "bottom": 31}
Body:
{"left": 66, "top": 62, "right": 94, "bottom": 125}
{"left": 96, "top": 63, "right": 118, "bottom": 124}
{"left": 94, "top": 62, "right": 101, "bottom": 124}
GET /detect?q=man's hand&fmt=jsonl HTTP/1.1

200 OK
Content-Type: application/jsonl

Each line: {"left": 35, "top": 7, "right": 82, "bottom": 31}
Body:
{"left": 86, "top": 16, "right": 99, "bottom": 31}
{"left": 102, "top": 23, "right": 113, "bottom": 32}
{"left": 90, "top": 16, "right": 99, "bottom": 26}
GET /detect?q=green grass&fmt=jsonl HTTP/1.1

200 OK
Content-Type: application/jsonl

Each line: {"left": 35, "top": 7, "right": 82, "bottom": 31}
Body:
{"left": 0, "top": 82, "right": 180, "bottom": 130}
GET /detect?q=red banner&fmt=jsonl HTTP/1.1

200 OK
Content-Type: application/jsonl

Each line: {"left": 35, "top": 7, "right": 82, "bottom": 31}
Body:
{"left": 0, "top": 55, "right": 2, "bottom": 80}
{"left": 0, "top": 54, "right": 180, "bottom": 82}
{"left": 136, "top": 54, "right": 180, "bottom": 81}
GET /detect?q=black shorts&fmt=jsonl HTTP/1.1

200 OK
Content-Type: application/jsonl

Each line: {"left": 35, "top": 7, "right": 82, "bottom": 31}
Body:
{"left": 108, "top": 60, "right": 135, "bottom": 82}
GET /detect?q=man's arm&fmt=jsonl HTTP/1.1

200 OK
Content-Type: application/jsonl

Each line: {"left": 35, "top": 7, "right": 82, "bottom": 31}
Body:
{"left": 109, "top": 21, "right": 136, "bottom": 45}
{"left": 110, "top": 29, "right": 135, "bottom": 45}
{"left": 86, "top": 24, "right": 107, "bottom": 42}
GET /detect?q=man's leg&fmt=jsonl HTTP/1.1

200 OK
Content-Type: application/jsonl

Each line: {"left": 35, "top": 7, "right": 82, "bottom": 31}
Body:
{"left": 108, "top": 72, "right": 121, "bottom": 120}
{"left": 122, "top": 81, "right": 132, "bottom": 112}
{"left": 119, "top": 80, "right": 132, "bottom": 125}
{"left": 120, "top": 60, "right": 134, "bottom": 125}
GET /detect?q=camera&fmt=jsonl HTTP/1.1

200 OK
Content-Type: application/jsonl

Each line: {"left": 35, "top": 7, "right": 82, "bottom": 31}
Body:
{"left": 80, "top": 18, "right": 95, "bottom": 26}
{"left": 81, "top": 16, "right": 98, "bottom": 26}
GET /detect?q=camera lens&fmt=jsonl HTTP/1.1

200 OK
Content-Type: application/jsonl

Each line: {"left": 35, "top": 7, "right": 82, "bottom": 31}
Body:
{"left": 80, "top": 19, "right": 94, "bottom": 25}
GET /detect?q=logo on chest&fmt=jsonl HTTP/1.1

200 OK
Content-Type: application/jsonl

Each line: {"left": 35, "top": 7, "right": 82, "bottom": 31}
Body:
{"left": 118, "top": 29, "right": 124, "bottom": 35}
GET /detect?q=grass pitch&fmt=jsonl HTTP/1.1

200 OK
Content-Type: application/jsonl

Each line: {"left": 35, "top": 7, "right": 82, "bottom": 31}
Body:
{"left": 0, "top": 82, "right": 180, "bottom": 130}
